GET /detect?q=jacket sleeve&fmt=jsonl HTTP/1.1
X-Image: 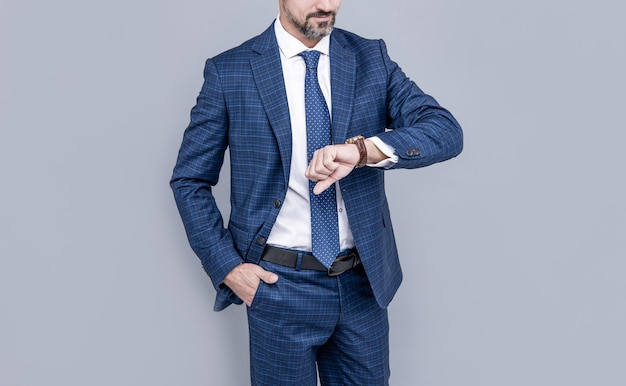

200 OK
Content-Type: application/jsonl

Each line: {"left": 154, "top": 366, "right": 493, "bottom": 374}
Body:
{"left": 170, "top": 59, "right": 244, "bottom": 310}
{"left": 375, "top": 39, "right": 463, "bottom": 169}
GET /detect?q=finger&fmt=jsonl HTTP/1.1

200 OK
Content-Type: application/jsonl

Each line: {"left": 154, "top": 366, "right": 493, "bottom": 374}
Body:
{"left": 315, "top": 149, "right": 339, "bottom": 175}
{"left": 313, "top": 176, "right": 337, "bottom": 195}
{"left": 255, "top": 266, "right": 279, "bottom": 284}
{"left": 305, "top": 150, "right": 319, "bottom": 180}
{"left": 223, "top": 264, "right": 265, "bottom": 305}
{"left": 309, "top": 152, "right": 328, "bottom": 178}
{"left": 321, "top": 149, "right": 340, "bottom": 171}
{"left": 305, "top": 159, "right": 318, "bottom": 181}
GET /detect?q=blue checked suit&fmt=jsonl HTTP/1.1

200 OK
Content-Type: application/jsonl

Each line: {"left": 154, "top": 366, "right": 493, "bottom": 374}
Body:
{"left": 170, "top": 23, "right": 463, "bottom": 313}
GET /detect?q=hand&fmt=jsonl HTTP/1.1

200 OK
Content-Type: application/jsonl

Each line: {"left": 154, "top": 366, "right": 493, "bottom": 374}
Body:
{"left": 305, "top": 144, "right": 360, "bottom": 194}
{"left": 222, "top": 263, "right": 279, "bottom": 306}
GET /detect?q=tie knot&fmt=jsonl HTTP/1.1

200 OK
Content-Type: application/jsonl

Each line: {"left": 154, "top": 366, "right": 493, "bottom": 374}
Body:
{"left": 299, "top": 50, "right": 322, "bottom": 70}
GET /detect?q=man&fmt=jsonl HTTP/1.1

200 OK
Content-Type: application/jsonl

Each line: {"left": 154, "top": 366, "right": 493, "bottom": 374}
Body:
{"left": 170, "top": 0, "right": 463, "bottom": 384}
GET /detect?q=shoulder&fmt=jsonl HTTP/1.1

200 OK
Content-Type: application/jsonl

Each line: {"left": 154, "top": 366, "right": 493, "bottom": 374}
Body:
{"left": 331, "top": 28, "right": 385, "bottom": 53}
{"left": 330, "top": 28, "right": 393, "bottom": 73}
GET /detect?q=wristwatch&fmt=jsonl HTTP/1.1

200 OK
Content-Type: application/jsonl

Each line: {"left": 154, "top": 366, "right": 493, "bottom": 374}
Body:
{"left": 345, "top": 135, "right": 367, "bottom": 168}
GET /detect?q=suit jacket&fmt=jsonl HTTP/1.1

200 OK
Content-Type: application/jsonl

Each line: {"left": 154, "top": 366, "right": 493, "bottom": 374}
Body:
{"left": 171, "top": 23, "right": 463, "bottom": 311}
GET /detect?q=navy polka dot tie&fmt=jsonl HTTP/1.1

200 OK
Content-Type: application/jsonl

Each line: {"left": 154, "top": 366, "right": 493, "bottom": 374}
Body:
{"left": 299, "top": 50, "right": 340, "bottom": 269}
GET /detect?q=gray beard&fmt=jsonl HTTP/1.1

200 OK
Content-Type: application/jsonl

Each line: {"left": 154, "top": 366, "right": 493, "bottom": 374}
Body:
{"left": 284, "top": 7, "right": 336, "bottom": 40}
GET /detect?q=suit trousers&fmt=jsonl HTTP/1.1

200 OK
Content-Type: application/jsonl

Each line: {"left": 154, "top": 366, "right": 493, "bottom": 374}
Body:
{"left": 246, "top": 258, "right": 390, "bottom": 386}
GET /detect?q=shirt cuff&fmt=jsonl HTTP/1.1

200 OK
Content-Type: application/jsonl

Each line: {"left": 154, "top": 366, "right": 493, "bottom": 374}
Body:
{"left": 366, "top": 136, "right": 398, "bottom": 169}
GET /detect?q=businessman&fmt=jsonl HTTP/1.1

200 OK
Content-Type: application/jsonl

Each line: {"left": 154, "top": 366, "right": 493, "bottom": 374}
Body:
{"left": 171, "top": 0, "right": 463, "bottom": 384}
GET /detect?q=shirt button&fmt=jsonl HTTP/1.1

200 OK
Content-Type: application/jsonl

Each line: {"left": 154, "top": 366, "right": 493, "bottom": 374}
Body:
{"left": 256, "top": 237, "right": 266, "bottom": 245}
{"left": 274, "top": 199, "right": 282, "bottom": 208}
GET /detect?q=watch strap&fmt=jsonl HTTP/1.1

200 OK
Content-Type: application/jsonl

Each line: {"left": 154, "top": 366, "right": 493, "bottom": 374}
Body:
{"left": 345, "top": 135, "right": 367, "bottom": 168}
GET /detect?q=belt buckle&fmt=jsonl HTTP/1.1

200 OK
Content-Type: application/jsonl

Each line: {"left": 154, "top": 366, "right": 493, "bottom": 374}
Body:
{"left": 327, "top": 251, "right": 359, "bottom": 277}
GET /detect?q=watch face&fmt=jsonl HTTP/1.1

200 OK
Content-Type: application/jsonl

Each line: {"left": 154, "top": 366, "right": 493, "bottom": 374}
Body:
{"left": 346, "top": 135, "right": 364, "bottom": 144}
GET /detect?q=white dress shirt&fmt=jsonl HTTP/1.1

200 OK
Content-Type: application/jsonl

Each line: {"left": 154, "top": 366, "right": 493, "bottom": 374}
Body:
{"left": 266, "top": 18, "right": 396, "bottom": 252}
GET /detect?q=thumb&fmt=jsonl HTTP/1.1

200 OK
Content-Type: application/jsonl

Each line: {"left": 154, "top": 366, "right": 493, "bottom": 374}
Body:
{"left": 258, "top": 268, "right": 279, "bottom": 284}
{"left": 313, "top": 179, "right": 335, "bottom": 195}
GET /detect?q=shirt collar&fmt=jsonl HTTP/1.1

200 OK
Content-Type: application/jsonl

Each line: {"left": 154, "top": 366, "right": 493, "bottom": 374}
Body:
{"left": 274, "top": 16, "right": 330, "bottom": 59}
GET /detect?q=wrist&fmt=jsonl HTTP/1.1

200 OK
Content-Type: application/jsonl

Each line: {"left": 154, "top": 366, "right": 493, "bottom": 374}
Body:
{"left": 364, "top": 139, "right": 387, "bottom": 164}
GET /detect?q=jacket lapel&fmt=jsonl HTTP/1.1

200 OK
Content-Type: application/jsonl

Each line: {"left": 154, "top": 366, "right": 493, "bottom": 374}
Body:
{"left": 330, "top": 31, "right": 356, "bottom": 144}
{"left": 248, "top": 27, "right": 356, "bottom": 182}
{"left": 250, "top": 24, "right": 293, "bottom": 185}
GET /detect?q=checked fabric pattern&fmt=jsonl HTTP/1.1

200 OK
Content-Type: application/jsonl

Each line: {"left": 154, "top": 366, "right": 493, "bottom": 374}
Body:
{"left": 171, "top": 24, "right": 463, "bottom": 311}
{"left": 299, "top": 50, "right": 340, "bottom": 268}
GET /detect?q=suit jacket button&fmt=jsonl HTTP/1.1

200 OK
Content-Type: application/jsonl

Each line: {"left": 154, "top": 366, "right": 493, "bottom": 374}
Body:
{"left": 274, "top": 199, "right": 282, "bottom": 208}
{"left": 406, "top": 148, "right": 421, "bottom": 156}
{"left": 256, "top": 237, "right": 266, "bottom": 245}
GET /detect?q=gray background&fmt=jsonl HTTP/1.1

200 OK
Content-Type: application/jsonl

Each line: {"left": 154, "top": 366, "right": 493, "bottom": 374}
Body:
{"left": 1, "top": 0, "right": 625, "bottom": 385}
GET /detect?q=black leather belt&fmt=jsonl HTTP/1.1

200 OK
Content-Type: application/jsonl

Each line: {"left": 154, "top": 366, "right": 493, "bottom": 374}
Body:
{"left": 261, "top": 245, "right": 361, "bottom": 276}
